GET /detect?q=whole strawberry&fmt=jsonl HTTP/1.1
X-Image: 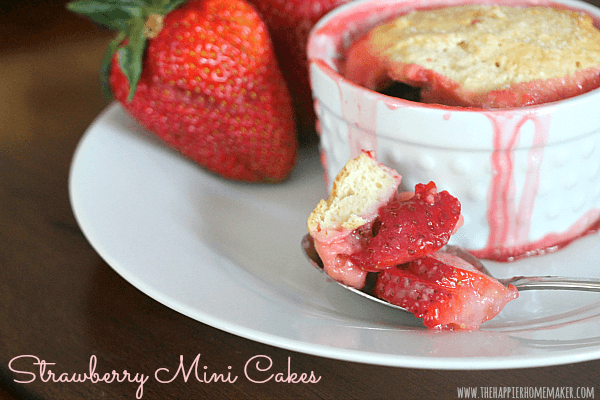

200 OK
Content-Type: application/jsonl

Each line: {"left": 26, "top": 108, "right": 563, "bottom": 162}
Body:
{"left": 69, "top": 0, "right": 297, "bottom": 182}
{"left": 247, "top": 0, "right": 351, "bottom": 142}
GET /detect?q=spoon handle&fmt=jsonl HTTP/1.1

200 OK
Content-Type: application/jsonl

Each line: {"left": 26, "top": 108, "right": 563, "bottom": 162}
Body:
{"left": 501, "top": 276, "right": 600, "bottom": 292}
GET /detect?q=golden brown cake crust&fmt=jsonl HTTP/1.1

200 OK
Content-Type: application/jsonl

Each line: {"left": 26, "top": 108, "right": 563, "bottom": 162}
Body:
{"left": 307, "top": 151, "right": 401, "bottom": 237}
{"left": 364, "top": 5, "right": 600, "bottom": 93}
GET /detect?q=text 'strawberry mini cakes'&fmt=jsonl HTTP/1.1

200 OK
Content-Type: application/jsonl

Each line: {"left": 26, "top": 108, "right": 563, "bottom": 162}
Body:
{"left": 345, "top": 5, "right": 600, "bottom": 108}
{"left": 307, "top": 151, "right": 517, "bottom": 330}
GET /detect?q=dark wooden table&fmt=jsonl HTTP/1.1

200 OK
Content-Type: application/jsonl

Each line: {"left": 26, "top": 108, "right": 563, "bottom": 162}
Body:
{"left": 1, "top": 1, "right": 600, "bottom": 399}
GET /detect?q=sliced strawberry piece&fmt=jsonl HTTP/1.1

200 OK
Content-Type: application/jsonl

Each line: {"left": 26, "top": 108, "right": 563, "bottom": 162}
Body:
{"left": 374, "top": 252, "right": 518, "bottom": 330}
{"left": 349, "top": 182, "right": 461, "bottom": 271}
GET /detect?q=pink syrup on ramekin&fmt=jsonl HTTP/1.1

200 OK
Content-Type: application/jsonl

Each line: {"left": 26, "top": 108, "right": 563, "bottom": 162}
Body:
{"left": 309, "top": 0, "right": 600, "bottom": 261}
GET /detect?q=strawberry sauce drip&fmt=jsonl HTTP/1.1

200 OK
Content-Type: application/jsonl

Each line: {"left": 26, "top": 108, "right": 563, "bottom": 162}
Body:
{"left": 472, "top": 209, "right": 600, "bottom": 262}
{"left": 473, "top": 112, "right": 600, "bottom": 262}
{"left": 479, "top": 112, "right": 550, "bottom": 258}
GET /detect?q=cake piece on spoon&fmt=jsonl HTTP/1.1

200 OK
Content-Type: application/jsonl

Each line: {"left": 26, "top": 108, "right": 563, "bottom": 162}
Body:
{"left": 307, "top": 151, "right": 517, "bottom": 330}
{"left": 307, "top": 151, "right": 461, "bottom": 288}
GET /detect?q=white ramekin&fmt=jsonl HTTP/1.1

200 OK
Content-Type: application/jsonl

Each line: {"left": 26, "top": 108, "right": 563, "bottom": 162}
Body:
{"left": 307, "top": 0, "right": 600, "bottom": 261}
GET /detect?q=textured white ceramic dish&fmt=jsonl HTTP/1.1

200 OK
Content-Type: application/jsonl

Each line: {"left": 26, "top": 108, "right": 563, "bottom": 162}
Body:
{"left": 308, "top": 0, "right": 600, "bottom": 261}
{"left": 69, "top": 105, "right": 600, "bottom": 369}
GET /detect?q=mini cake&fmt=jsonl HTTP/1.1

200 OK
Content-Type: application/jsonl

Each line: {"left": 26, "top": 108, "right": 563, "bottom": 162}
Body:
{"left": 307, "top": 150, "right": 402, "bottom": 288}
{"left": 344, "top": 5, "right": 600, "bottom": 107}
{"left": 307, "top": 151, "right": 518, "bottom": 330}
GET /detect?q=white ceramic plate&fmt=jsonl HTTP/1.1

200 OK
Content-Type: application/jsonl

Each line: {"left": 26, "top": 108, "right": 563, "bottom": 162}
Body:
{"left": 69, "top": 104, "right": 600, "bottom": 369}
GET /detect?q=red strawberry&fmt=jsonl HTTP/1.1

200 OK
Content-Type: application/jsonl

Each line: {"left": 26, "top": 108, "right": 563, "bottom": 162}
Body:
{"left": 69, "top": 0, "right": 297, "bottom": 182}
{"left": 374, "top": 251, "right": 518, "bottom": 330}
{"left": 350, "top": 182, "right": 461, "bottom": 271}
{"left": 246, "top": 0, "right": 351, "bottom": 142}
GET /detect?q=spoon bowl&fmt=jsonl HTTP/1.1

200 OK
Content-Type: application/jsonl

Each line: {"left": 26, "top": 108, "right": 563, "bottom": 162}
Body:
{"left": 302, "top": 234, "right": 600, "bottom": 313}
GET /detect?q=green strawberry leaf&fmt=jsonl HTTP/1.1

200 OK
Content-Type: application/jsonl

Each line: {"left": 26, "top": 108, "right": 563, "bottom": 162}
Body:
{"left": 156, "top": 0, "right": 188, "bottom": 14}
{"left": 118, "top": 17, "right": 147, "bottom": 101}
{"left": 66, "top": 0, "right": 142, "bottom": 31}
{"left": 68, "top": 0, "right": 189, "bottom": 100}
{"left": 99, "top": 30, "right": 126, "bottom": 99}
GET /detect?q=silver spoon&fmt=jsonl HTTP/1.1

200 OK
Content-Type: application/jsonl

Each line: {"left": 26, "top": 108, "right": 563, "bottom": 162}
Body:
{"left": 302, "top": 234, "right": 600, "bottom": 312}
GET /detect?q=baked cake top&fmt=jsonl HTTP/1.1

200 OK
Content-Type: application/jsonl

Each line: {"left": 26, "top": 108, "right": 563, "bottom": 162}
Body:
{"left": 365, "top": 5, "right": 600, "bottom": 92}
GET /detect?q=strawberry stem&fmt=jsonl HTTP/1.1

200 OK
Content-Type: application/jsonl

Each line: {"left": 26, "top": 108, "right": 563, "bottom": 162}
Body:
{"left": 67, "top": 0, "right": 187, "bottom": 100}
{"left": 144, "top": 13, "right": 164, "bottom": 38}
